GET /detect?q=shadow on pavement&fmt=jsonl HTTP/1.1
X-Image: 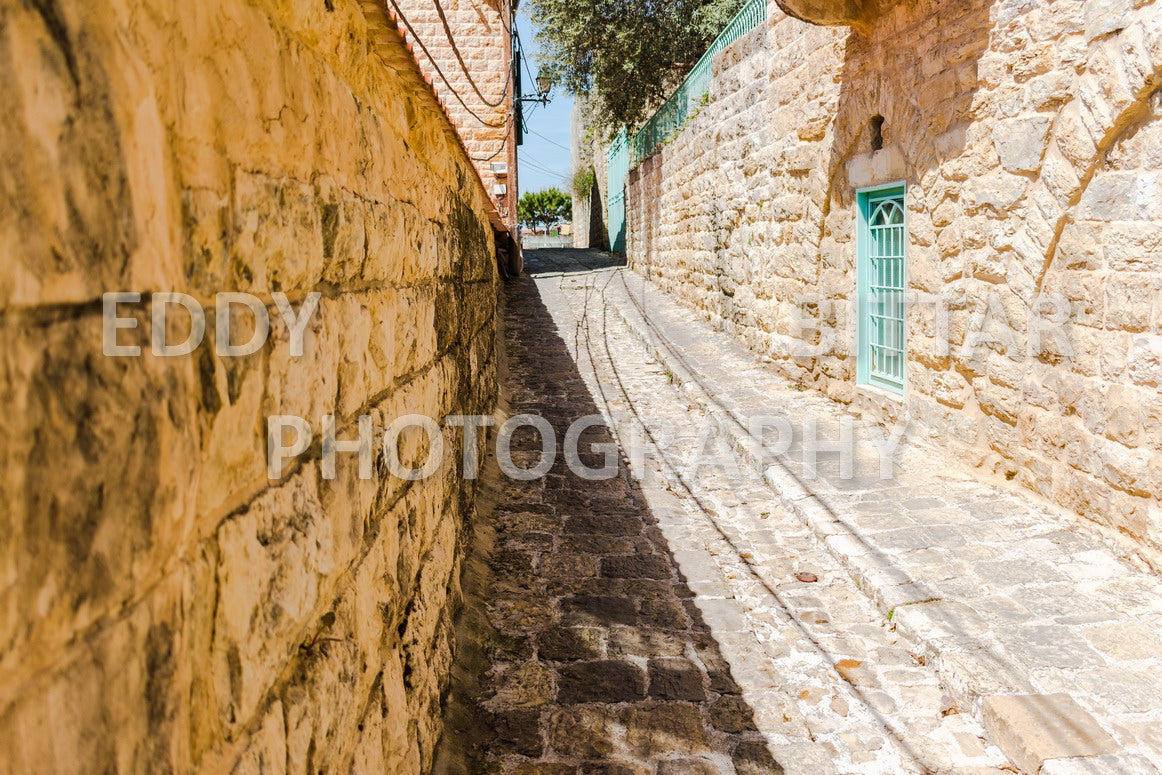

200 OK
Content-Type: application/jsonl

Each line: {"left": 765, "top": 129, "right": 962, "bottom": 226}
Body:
{"left": 435, "top": 262, "right": 783, "bottom": 773}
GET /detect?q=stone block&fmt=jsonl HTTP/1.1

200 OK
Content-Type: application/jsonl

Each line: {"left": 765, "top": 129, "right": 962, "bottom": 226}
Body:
{"left": 601, "top": 554, "right": 674, "bottom": 579}
{"left": 494, "top": 663, "right": 556, "bottom": 708}
{"left": 647, "top": 658, "right": 707, "bottom": 701}
{"left": 1084, "top": 0, "right": 1133, "bottom": 41}
{"left": 993, "top": 116, "right": 1053, "bottom": 173}
{"left": 981, "top": 694, "right": 1119, "bottom": 774}
{"left": 623, "top": 703, "right": 711, "bottom": 757}
{"left": 892, "top": 599, "right": 990, "bottom": 641}
{"left": 846, "top": 147, "right": 906, "bottom": 189}
{"left": 557, "top": 660, "right": 646, "bottom": 704}
{"left": 1041, "top": 753, "right": 1160, "bottom": 775}
{"left": 550, "top": 707, "right": 618, "bottom": 758}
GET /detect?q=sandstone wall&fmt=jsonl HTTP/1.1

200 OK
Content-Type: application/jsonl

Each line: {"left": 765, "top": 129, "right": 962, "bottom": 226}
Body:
{"left": 0, "top": 0, "right": 500, "bottom": 772}
{"left": 626, "top": 0, "right": 1162, "bottom": 562}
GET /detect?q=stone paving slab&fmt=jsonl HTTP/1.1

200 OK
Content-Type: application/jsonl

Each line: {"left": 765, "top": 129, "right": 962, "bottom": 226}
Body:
{"left": 439, "top": 264, "right": 792, "bottom": 774}
{"left": 982, "top": 694, "right": 1118, "bottom": 774}
{"left": 518, "top": 253, "right": 1016, "bottom": 774}
{"left": 576, "top": 257, "right": 1162, "bottom": 773}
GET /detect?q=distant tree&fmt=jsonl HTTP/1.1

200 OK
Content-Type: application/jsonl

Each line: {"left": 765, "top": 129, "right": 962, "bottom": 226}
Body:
{"left": 528, "top": 0, "right": 743, "bottom": 134}
{"left": 518, "top": 188, "right": 571, "bottom": 231}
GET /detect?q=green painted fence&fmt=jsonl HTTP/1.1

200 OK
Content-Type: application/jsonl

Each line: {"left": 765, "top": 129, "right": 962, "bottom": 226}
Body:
{"left": 606, "top": 128, "right": 629, "bottom": 252}
{"left": 630, "top": 0, "right": 767, "bottom": 163}
{"left": 606, "top": 0, "right": 766, "bottom": 252}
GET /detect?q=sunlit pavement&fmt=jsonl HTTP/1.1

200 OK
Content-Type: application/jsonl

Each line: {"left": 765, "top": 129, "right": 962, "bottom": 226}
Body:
{"left": 427, "top": 249, "right": 1162, "bottom": 773}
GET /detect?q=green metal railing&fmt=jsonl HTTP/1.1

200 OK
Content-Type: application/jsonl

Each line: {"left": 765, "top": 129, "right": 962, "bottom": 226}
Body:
{"left": 630, "top": 0, "right": 767, "bottom": 163}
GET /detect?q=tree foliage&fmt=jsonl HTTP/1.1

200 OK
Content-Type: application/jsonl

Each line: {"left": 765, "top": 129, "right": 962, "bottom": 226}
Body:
{"left": 528, "top": 0, "right": 744, "bottom": 133}
{"left": 518, "top": 187, "right": 571, "bottom": 230}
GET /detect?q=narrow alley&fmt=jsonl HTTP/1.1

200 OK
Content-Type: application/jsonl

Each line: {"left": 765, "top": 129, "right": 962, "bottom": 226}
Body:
{"left": 6, "top": 0, "right": 1162, "bottom": 769}
{"left": 440, "top": 247, "right": 1144, "bottom": 774}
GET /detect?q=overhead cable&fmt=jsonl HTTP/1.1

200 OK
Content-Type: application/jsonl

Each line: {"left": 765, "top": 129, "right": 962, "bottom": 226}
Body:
{"left": 385, "top": 0, "right": 507, "bottom": 128}
{"left": 433, "top": 0, "right": 512, "bottom": 107}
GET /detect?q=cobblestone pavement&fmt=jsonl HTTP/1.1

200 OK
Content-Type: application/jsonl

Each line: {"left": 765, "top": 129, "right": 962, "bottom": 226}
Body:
{"left": 439, "top": 249, "right": 1060, "bottom": 774}
{"left": 524, "top": 249, "right": 1162, "bottom": 774}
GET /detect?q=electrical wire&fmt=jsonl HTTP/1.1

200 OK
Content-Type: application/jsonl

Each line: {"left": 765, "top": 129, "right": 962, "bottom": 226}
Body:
{"left": 529, "top": 128, "right": 570, "bottom": 152}
{"left": 521, "top": 146, "right": 569, "bottom": 169}
{"left": 385, "top": 0, "right": 507, "bottom": 128}
{"left": 472, "top": 136, "right": 509, "bottom": 162}
{"left": 513, "top": 24, "right": 541, "bottom": 93}
{"left": 432, "top": 0, "right": 512, "bottom": 107}
{"left": 521, "top": 158, "right": 565, "bottom": 176}
{"left": 519, "top": 155, "right": 570, "bottom": 179}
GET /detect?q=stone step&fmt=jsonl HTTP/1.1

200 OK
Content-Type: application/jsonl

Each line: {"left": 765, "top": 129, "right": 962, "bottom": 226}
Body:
{"left": 599, "top": 266, "right": 1162, "bottom": 774}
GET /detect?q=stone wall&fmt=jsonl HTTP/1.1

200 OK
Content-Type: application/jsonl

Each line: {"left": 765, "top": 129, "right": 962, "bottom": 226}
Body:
{"left": 570, "top": 97, "right": 611, "bottom": 250}
{"left": 0, "top": 0, "right": 500, "bottom": 772}
{"left": 626, "top": 0, "right": 1162, "bottom": 563}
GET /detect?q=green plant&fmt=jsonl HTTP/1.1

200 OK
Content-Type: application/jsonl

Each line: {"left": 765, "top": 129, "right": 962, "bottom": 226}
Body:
{"left": 571, "top": 166, "right": 597, "bottom": 197}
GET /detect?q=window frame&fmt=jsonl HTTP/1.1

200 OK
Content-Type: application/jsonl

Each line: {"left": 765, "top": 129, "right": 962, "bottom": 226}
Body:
{"left": 856, "top": 181, "right": 908, "bottom": 396}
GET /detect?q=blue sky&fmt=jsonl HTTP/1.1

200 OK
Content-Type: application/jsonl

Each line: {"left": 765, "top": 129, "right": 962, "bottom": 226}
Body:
{"left": 515, "top": 10, "right": 574, "bottom": 195}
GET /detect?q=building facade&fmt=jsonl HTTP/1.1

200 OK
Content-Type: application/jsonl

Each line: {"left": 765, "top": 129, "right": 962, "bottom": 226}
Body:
{"left": 391, "top": 0, "right": 520, "bottom": 242}
{"left": 623, "top": 0, "right": 1162, "bottom": 565}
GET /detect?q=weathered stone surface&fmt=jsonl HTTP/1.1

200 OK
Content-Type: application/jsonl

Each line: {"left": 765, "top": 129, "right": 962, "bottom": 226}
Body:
{"left": 546, "top": 251, "right": 1162, "bottom": 771}
{"left": 439, "top": 264, "right": 782, "bottom": 771}
{"left": 602, "top": 554, "right": 675, "bottom": 580}
{"left": 551, "top": 707, "right": 619, "bottom": 758}
{"left": 558, "top": 660, "right": 648, "bottom": 704}
{"left": 648, "top": 659, "right": 708, "bottom": 701}
{"left": 624, "top": 704, "right": 711, "bottom": 757}
{"left": 1040, "top": 752, "right": 1161, "bottom": 775}
{"left": 0, "top": 0, "right": 501, "bottom": 769}
{"left": 981, "top": 694, "right": 1120, "bottom": 774}
{"left": 617, "top": 0, "right": 1162, "bottom": 563}
{"left": 493, "top": 663, "right": 556, "bottom": 707}
{"left": 447, "top": 250, "right": 1018, "bottom": 772}
{"left": 732, "top": 739, "right": 786, "bottom": 775}
{"left": 539, "top": 627, "right": 606, "bottom": 661}
{"left": 1080, "top": 623, "right": 1162, "bottom": 661}
{"left": 993, "top": 116, "right": 1053, "bottom": 173}
{"left": 491, "top": 708, "right": 546, "bottom": 757}
{"left": 775, "top": 0, "right": 865, "bottom": 26}
{"left": 709, "top": 696, "right": 756, "bottom": 733}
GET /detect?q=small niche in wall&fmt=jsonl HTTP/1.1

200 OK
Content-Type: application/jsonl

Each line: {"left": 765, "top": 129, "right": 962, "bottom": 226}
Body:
{"left": 869, "top": 115, "right": 885, "bottom": 152}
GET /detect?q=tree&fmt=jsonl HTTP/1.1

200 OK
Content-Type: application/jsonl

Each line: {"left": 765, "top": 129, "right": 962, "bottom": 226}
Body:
{"left": 518, "top": 188, "right": 571, "bottom": 232}
{"left": 528, "top": 0, "right": 743, "bottom": 134}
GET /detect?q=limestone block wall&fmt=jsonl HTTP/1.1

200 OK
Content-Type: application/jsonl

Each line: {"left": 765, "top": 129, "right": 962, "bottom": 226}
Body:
{"left": 626, "top": 0, "right": 1162, "bottom": 563}
{"left": 0, "top": 0, "right": 499, "bottom": 772}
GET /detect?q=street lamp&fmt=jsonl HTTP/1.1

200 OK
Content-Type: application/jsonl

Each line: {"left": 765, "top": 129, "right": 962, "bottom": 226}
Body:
{"left": 535, "top": 70, "right": 553, "bottom": 98}
{"left": 518, "top": 68, "right": 553, "bottom": 105}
